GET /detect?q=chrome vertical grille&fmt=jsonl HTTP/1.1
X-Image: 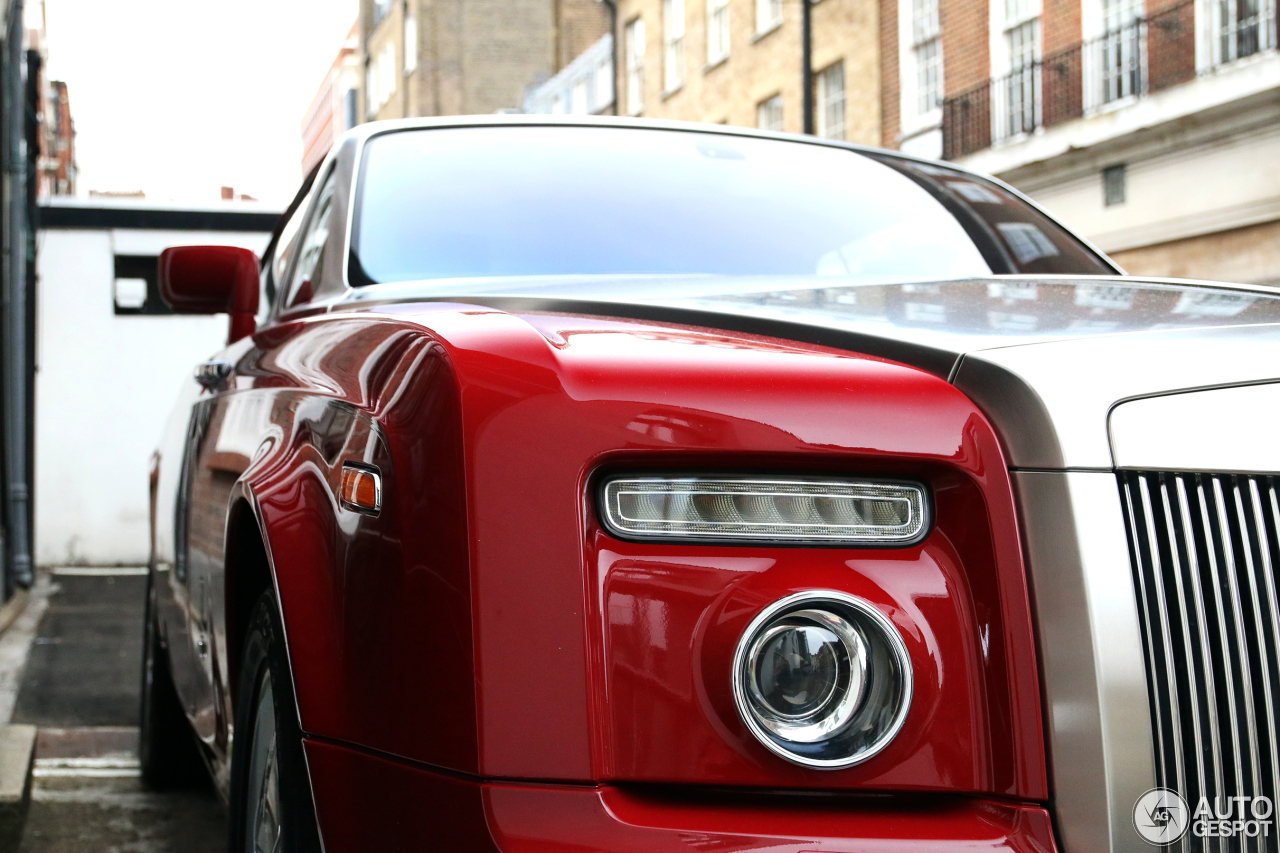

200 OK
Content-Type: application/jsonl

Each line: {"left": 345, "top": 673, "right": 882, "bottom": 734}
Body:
{"left": 1120, "top": 471, "right": 1280, "bottom": 851}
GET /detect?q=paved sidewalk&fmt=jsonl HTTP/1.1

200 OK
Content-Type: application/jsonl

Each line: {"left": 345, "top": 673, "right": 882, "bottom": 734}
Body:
{"left": 5, "top": 570, "right": 226, "bottom": 853}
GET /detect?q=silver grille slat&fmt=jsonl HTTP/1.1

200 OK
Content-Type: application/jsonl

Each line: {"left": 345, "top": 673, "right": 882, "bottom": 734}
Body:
{"left": 1120, "top": 472, "right": 1280, "bottom": 852}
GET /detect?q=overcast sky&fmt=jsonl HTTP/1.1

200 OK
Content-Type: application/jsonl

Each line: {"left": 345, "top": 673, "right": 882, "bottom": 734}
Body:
{"left": 43, "top": 0, "right": 358, "bottom": 207}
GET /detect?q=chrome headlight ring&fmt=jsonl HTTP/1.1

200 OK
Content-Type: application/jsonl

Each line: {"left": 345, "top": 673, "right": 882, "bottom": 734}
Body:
{"left": 732, "top": 590, "right": 913, "bottom": 769}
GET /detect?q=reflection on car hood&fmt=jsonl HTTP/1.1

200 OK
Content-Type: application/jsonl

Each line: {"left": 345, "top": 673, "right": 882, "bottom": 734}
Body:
{"left": 338, "top": 273, "right": 1280, "bottom": 470}
{"left": 340, "top": 273, "right": 1280, "bottom": 366}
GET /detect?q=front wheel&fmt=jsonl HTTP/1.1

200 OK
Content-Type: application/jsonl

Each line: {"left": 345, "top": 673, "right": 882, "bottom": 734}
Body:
{"left": 229, "top": 591, "right": 321, "bottom": 853}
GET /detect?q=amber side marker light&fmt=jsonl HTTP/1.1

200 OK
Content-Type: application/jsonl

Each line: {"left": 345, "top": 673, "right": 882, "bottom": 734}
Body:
{"left": 340, "top": 464, "right": 382, "bottom": 515}
{"left": 598, "top": 476, "right": 928, "bottom": 546}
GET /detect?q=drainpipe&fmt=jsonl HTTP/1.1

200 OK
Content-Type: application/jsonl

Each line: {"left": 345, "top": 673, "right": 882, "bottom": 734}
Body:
{"left": 802, "top": 0, "right": 814, "bottom": 134}
{"left": 596, "top": 0, "right": 618, "bottom": 115}
{"left": 1, "top": 0, "right": 33, "bottom": 594}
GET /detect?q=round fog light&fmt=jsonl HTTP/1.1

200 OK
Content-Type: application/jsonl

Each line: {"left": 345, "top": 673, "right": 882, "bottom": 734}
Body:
{"left": 732, "top": 591, "right": 912, "bottom": 768}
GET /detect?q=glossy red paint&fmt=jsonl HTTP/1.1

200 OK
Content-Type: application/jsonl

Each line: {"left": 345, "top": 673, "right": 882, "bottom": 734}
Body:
{"left": 221, "top": 304, "right": 1045, "bottom": 799}
{"left": 305, "top": 737, "right": 1059, "bottom": 853}
{"left": 157, "top": 245, "right": 259, "bottom": 342}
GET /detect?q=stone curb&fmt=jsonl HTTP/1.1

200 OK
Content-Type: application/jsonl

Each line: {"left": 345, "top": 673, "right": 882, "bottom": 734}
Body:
{"left": 0, "top": 724, "right": 36, "bottom": 852}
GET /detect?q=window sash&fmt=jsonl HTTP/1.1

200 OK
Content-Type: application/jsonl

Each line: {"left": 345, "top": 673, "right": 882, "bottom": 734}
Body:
{"left": 404, "top": 9, "right": 418, "bottom": 74}
{"left": 664, "top": 0, "right": 685, "bottom": 88}
{"left": 708, "top": 0, "right": 731, "bottom": 63}
{"left": 757, "top": 95, "right": 783, "bottom": 131}
{"left": 756, "top": 0, "right": 783, "bottom": 30}
{"left": 911, "top": 0, "right": 941, "bottom": 44}
{"left": 816, "top": 63, "right": 846, "bottom": 140}
{"left": 914, "top": 38, "right": 943, "bottom": 113}
{"left": 626, "top": 19, "right": 646, "bottom": 114}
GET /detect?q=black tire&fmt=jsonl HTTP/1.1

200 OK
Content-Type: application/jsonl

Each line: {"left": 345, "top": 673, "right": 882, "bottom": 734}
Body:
{"left": 140, "top": 571, "right": 206, "bottom": 789}
{"left": 229, "top": 590, "right": 321, "bottom": 853}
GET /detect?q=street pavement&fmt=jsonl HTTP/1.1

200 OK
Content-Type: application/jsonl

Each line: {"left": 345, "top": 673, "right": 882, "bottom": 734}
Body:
{"left": 9, "top": 570, "right": 225, "bottom": 853}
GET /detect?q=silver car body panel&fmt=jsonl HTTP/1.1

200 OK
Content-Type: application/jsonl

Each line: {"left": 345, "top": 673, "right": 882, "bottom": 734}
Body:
{"left": 1014, "top": 471, "right": 1156, "bottom": 853}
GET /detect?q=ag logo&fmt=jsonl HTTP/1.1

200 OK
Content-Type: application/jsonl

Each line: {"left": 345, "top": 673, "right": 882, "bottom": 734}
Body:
{"left": 1134, "top": 788, "right": 1190, "bottom": 845}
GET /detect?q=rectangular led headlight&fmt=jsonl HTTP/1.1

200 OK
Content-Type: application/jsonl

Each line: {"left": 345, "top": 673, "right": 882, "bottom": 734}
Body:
{"left": 598, "top": 476, "right": 929, "bottom": 546}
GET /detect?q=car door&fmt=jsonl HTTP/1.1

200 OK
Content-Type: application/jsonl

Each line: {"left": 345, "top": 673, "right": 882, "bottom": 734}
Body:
{"left": 152, "top": 177, "right": 319, "bottom": 750}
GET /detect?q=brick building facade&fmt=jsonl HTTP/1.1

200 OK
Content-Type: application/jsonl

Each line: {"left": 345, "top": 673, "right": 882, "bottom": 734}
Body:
{"left": 358, "top": 0, "right": 609, "bottom": 121}
{"left": 607, "top": 0, "right": 880, "bottom": 142}
{"left": 879, "top": 0, "right": 1280, "bottom": 284}
{"left": 302, "top": 22, "right": 361, "bottom": 176}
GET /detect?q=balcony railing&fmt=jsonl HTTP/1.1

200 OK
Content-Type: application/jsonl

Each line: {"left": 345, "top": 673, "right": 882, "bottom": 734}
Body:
{"left": 941, "top": 0, "right": 1276, "bottom": 159}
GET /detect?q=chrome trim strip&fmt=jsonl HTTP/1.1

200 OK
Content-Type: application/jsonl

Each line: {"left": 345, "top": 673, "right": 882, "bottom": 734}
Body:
{"left": 1138, "top": 476, "right": 1190, "bottom": 803}
{"left": 1195, "top": 475, "right": 1248, "bottom": 812}
{"left": 1213, "top": 478, "right": 1264, "bottom": 799}
{"left": 1013, "top": 471, "right": 1155, "bottom": 853}
{"left": 1174, "top": 477, "right": 1225, "bottom": 807}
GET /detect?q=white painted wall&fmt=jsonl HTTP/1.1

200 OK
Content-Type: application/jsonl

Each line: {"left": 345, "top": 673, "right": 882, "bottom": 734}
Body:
{"left": 35, "top": 227, "right": 271, "bottom": 566}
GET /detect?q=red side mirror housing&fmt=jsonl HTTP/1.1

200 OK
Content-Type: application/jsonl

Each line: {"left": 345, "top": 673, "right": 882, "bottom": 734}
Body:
{"left": 158, "top": 245, "right": 260, "bottom": 344}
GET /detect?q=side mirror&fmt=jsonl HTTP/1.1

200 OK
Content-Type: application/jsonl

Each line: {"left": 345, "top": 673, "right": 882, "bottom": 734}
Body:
{"left": 158, "top": 246, "right": 260, "bottom": 344}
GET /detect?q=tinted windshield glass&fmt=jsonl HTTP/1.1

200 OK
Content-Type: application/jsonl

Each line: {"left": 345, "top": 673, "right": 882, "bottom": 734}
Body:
{"left": 352, "top": 126, "right": 1112, "bottom": 285}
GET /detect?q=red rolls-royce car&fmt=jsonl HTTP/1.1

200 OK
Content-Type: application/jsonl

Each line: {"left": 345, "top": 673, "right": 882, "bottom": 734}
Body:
{"left": 146, "top": 117, "right": 1280, "bottom": 853}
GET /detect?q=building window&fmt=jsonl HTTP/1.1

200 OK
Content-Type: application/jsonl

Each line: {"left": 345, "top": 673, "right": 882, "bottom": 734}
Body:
{"left": 380, "top": 42, "right": 397, "bottom": 107}
{"left": 757, "top": 94, "right": 784, "bottom": 131}
{"left": 998, "top": 0, "right": 1041, "bottom": 140}
{"left": 1087, "top": 0, "right": 1143, "bottom": 108}
{"left": 625, "top": 18, "right": 646, "bottom": 115}
{"left": 664, "top": 0, "right": 685, "bottom": 91}
{"left": 1103, "top": 163, "right": 1126, "bottom": 206}
{"left": 911, "top": 0, "right": 943, "bottom": 115}
{"left": 597, "top": 50, "right": 614, "bottom": 110}
{"left": 756, "top": 0, "right": 783, "bottom": 32}
{"left": 366, "top": 55, "right": 379, "bottom": 117}
{"left": 1214, "top": 0, "right": 1277, "bottom": 64}
{"left": 572, "top": 78, "right": 591, "bottom": 114}
{"left": 707, "top": 0, "right": 731, "bottom": 65}
{"left": 373, "top": 0, "right": 392, "bottom": 26}
{"left": 816, "top": 62, "right": 846, "bottom": 140}
{"left": 404, "top": 4, "right": 418, "bottom": 74}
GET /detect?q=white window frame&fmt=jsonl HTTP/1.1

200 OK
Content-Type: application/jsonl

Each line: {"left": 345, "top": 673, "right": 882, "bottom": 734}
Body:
{"left": 707, "top": 0, "right": 731, "bottom": 66}
{"left": 596, "top": 51, "right": 614, "bottom": 111}
{"left": 1200, "top": 0, "right": 1277, "bottom": 68}
{"left": 898, "top": 0, "right": 944, "bottom": 137}
{"left": 757, "top": 93, "right": 784, "bottom": 131}
{"left": 815, "top": 61, "right": 846, "bottom": 140}
{"left": 990, "top": 0, "right": 1042, "bottom": 142}
{"left": 379, "top": 41, "right": 397, "bottom": 109}
{"left": 404, "top": 4, "right": 418, "bottom": 74}
{"left": 625, "top": 18, "right": 646, "bottom": 115}
{"left": 756, "top": 0, "right": 783, "bottom": 33}
{"left": 664, "top": 0, "right": 686, "bottom": 91}
{"left": 1081, "top": 0, "right": 1144, "bottom": 112}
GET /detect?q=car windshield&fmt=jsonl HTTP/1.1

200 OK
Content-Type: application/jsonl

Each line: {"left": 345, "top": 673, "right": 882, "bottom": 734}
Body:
{"left": 350, "top": 125, "right": 1114, "bottom": 286}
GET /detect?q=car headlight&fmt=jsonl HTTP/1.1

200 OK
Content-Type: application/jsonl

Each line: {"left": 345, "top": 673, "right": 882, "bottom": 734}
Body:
{"left": 732, "top": 591, "right": 913, "bottom": 768}
{"left": 598, "top": 476, "right": 928, "bottom": 546}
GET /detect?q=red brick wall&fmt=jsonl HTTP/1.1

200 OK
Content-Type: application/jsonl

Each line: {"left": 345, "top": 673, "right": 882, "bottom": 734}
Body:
{"left": 1042, "top": 0, "right": 1081, "bottom": 55}
{"left": 941, "top": 0, "right": 990, "bottom": 97}
{"left": 880, "top": 0, "right": 900, "bottom": 147}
